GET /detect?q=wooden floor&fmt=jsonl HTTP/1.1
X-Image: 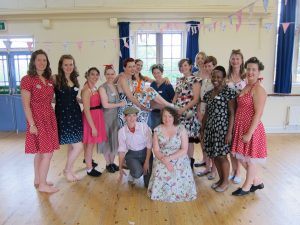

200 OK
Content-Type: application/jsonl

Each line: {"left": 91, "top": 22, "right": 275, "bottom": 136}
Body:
{"left": 0, "top": 132, "right": 300, "bottom": 225}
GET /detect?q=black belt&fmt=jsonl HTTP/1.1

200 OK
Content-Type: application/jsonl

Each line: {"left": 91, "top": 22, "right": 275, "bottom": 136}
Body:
{"left": 152, "top": 109, "right": 161, "bottom": 113}
{"left": 90, "top": 104, "right": 103, "bottom": 110}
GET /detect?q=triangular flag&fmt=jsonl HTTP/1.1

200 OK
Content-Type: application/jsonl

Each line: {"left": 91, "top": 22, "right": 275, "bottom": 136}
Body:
{"left": 76, "top": 41, "right": 83, "bottom": 51}
{"left": 264, "top": 23, "right": 273, "bottom": 31}
{"left": 282, "top": 22, "right": 290, "bottom": 33}
{"left": 220, "top": 22, "right": 226, "bottom": 31}
{"left": 213, "top": 21, "right": 217, "bottom": 31}
{"left": 3, "top": 40, "right": 12, "bottom": 51}
{"left": 103, "top": 40, "right": 107, "bottom": 48}
{"left": 119, "top": 51, "right": 122, "bottom": 58}
{"left": 26, "top": 41, "right": 33, "bottom": 51}
{"left": 186, "top": 24, "right": 191, "bottom": 33}
{"left": 236, "top": 10, "right": 243, "bottom": 25}
{"left": 229, "top": 15, "right": 233, "bottom": 25}
{"left": 112, "top": 38, "right": 117, "bottom": 48}
{"left": 130, "top": 36, "right": 135, "bottom": 45}
{"left": 63, "top": 41, "right": 69, "bottom": 52}
{"left": 236, "top": 23, "right": 241, "bottom": 32}
{"left": 263, "top": 0, "right": 269, "bottom": 13}
{"left": 197, "top": 23, "right": 202, "bottom": 31}
{"left": 285, "top": 0, "right": 288, "bottom": 5}
{"left": 122, "top": 37, "right": 129, "bottom": 48}
{"left": 248, "top": 3, "right": 255, "bottom": 17}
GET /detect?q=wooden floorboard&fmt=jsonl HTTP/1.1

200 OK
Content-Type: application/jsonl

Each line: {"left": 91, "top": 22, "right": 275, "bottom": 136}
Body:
{"left": 0, "top": 132, "right": 300, "bottom": 225}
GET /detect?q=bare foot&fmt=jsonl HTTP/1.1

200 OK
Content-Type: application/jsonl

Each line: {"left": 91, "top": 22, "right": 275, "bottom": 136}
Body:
{"left": 71, "top": 172, "right": 80, "bottom": 181}
{"left": 34, "top": 181, "right": 54, "bottom": 188}
{"left": 38, "top": 184, "right": 59, "bottom": 193}
{"left": 63, "top": 170, "right": 77, "bottom": 182}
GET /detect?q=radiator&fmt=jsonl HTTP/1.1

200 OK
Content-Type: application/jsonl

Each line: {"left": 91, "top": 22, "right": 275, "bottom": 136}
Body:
{"left": 286, "top": 106, "right": 300, "bottom": 126}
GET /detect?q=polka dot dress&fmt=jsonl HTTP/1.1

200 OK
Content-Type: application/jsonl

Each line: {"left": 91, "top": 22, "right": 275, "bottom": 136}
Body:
{"left": 20, "top": 75, "right": 59, "bottom": 154}
{"left": 231, "top": 84, "right": 267, "bottom": 162}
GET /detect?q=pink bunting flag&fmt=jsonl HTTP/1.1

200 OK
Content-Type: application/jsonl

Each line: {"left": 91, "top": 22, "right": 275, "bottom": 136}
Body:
{"left": 26, "top": 41, "right": 33, "bottom": 51}
{"left": 236, "top": 10, "right": 242, "bottom": 26}
{"left": 263, "top": 0, "right": 269, "bottom": 13}
{"left": 213, "top": 21, "right": 217, "bottom": 31}
{"left": 197, "top": 23, "right": 202, "bottom": 31}
{"left": 282, "top": 22, "right": 290, "bottom": 33}
{"left": 76, "top": 41, "right": 83, "bottom": 51}
{"left": 112, "top": 38, "right": 117, "bottom": 48}
{"left": 236, "top": 23, "right": 241, "bottom": 32}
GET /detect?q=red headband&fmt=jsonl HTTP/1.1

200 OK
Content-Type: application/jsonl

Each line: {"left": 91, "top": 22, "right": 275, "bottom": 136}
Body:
{"left": 104, "top": 64, "right": 114, "bottom": 70}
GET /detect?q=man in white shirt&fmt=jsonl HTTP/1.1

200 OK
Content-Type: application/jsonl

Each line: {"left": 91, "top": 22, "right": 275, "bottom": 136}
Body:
{"left": 118, "top": 107, "right": 153, "bottom": 187}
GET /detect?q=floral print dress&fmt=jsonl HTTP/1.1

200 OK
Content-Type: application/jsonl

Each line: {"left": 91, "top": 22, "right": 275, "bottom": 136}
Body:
{"left": 147, "top": 125, "right": 197, "bottom": 202}
{"left": 175, "top": 76, "right": 201, "bottom": 142}
{"left": 203, "top": 86, "right": 236, "bottom": 158}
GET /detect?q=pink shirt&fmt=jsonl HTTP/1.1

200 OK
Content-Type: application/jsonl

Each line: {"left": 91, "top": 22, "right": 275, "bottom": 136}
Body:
{"left": 118, "top": 122, "right": 152, "bottom": 153}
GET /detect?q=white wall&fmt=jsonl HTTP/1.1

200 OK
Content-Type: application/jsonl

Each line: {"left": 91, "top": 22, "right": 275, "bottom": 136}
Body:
{"left": 1, "top": 0, "right": 299, "bottom": 133}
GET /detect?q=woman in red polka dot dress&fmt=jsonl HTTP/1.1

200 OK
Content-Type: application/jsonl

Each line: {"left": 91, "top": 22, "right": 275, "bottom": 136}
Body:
{"left": 21, "top": 49, "right": 59, "bottom": 193}
{"left": 231, "top": 57, "right": 267, "bottom": 196}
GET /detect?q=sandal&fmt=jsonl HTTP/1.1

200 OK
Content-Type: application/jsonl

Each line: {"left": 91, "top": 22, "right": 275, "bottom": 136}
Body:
{"left": 196, "top": 170, "right": 210, "bottom": 177}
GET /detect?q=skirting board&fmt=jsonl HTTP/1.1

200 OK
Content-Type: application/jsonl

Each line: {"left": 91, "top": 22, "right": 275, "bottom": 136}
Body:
{"left": 265, "top": 126, "right": 300, "bottom": 133}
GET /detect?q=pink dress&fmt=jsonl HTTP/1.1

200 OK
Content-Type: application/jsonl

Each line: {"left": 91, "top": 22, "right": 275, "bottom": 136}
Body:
{"left": 20, "top": 75, "right": 59, "bottom": 154}
{"left": 82, "top": 91, "right": 107, "bottom": 144}
{"left": 231, "top": 83, "right": 267, "bottom": 163}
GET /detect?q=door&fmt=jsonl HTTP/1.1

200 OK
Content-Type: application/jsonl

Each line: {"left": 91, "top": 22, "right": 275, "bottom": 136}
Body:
{"left": 0, "top": 51, "right": 31, "bottom": 132}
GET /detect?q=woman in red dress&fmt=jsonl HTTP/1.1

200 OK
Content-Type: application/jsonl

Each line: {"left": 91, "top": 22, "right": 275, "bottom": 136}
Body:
{"left": 231, "top": 57, "right": 267, "bottom": 196}
{"left": 21, "top": 49, "right": 59, "bottom": 193}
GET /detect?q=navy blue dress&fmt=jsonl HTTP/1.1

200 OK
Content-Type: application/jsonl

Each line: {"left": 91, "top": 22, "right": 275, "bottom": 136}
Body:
{"left": 55, "top": 85, "right": 83, "bottom": 144}
{"left": 148, "top": 81, "right": 175, "bottom": 129}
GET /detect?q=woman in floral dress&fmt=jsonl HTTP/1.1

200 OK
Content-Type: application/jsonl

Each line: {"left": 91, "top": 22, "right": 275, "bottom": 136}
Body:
{"left": 173, "top": 58, "right": 201, "bottom": 168}
{"left": 148, "top": 107, "right": 197, "bottom": 202}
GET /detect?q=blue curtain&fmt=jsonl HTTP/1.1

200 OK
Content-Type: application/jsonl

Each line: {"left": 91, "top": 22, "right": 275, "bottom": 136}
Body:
{"left": 186, "top": 21, "right": 199, "bottom": 65}
{"left": 274, "top": 0, "right": 296, "bottom": 93}
{"left": 118, "top": 22, "right": 130, "bottom": 73}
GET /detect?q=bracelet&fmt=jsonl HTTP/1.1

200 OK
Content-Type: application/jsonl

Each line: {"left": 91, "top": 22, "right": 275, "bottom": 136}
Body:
{"left": 30, "top": 124, "right": 36, "bottom": 127}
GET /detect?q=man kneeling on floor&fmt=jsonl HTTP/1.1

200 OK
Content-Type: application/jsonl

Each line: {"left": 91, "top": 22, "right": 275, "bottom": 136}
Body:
{"left": 118, "top": 107, "right": 153, "bottom": 187}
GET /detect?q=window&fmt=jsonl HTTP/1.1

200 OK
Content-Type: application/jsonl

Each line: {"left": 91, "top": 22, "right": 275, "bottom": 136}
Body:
{"left": 0, "top": 37, "right": 33, "bottom": 94}
{"left": 134, "top": 32, "right": 184, "bottom": 84}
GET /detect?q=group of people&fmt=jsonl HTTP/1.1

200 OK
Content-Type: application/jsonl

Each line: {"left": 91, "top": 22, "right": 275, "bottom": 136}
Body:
{"left": 20, "top": 48, "right": 267, "bottom": 201}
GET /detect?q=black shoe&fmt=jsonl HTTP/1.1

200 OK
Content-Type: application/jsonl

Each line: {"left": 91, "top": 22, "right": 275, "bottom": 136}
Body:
{"left": 250, "top": 183, "right": 264, "bottom": 192}
{"left": 190, "top": 158, "right": 195, "bottom": 170}
{"left": 87, "top": 168, "right": 102, "bottom": 177}
{"left": 106, "top": 164, "right": 115, "bottom": 173}
{"left": 194, "top": 162, "right": 206, "bottom": 167}
{"left": 83, "top": 159, "right": 98, "bottom": 168}
{"left": 111, "top": 163, "right": 119, "bottom": 171}
{"left": 232, "top": 188, "right": 250, "bottom": 196}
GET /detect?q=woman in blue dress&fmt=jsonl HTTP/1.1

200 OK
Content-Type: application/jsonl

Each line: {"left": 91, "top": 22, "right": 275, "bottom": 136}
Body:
{"left": 54, "top": 54, "right": 83, "bottom": 182}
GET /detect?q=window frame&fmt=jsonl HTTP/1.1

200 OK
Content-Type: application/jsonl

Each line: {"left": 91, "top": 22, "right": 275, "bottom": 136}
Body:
{"left": 131, "top": 30, "right": 186, "bottom": 84}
